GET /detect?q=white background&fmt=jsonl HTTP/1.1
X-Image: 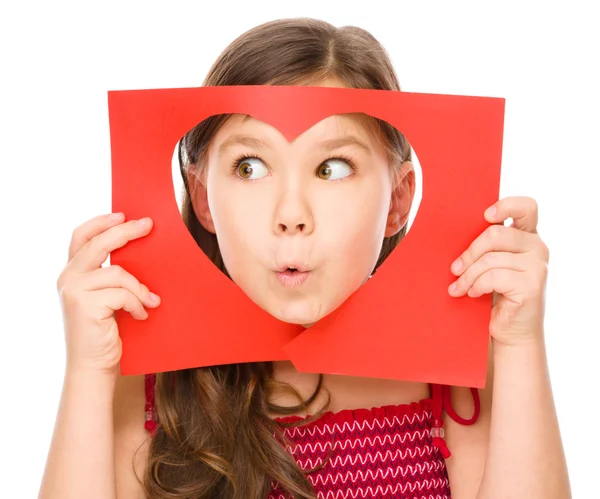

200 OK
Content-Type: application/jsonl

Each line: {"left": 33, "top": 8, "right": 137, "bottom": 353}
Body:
{"left": 1, "top": 1, "right": 598, "bottom": 496}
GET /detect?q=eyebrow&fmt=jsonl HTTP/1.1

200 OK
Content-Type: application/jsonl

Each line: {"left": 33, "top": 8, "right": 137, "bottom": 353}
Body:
{"left": 218, "top": 134, "right": 372, "bottom": 156}
{"left": 317, "top": 136, "right": 372, "bottom": 154}
{"left": 218, "top": 135, "right": 268, "bottom": 156}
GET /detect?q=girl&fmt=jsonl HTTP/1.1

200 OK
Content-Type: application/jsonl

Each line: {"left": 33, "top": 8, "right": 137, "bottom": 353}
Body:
{"left": 39, "top": 18, "right": 570, "bottom": 499}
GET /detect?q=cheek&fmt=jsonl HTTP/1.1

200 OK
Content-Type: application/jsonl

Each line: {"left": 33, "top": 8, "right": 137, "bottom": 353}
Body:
{"left": 319, "top": 182, "right": 390, "bottom": 265}
{"left": 206, "top": 179, "right": 268, "bottom": 270}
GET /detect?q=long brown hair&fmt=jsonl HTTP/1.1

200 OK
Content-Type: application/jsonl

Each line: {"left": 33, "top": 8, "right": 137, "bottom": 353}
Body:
{"left": 142, "top": 18, "right": 412, "bottom": 499}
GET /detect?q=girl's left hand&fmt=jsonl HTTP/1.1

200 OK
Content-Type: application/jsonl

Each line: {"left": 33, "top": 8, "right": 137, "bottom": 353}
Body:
{"left": 448, "top": 196, "right": 549, "bottom": 347}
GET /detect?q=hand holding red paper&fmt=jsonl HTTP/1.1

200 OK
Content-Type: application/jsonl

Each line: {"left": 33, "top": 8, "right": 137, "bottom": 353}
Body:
{"left": 448, "top": 196, "right": 549, "bottom": 346}
{"left": 56, "top": 213, "right": 160, "bottom": 373}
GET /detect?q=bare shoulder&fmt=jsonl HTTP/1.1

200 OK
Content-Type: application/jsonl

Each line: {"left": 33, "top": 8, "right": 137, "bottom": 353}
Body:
{"left": 113, "top": 373, "right": 150, "bottom": 499}
{"left": 444, "top": 341, "right": 494, "bottom": 499}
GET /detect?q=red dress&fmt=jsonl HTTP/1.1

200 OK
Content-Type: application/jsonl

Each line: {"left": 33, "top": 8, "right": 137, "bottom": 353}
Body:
{"left": 144, "top": 375, "right": 479, "bottom": 498}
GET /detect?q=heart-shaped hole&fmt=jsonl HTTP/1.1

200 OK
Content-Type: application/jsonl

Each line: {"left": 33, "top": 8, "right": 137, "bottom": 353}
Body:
{"left": 171, "top": 113, "right": 422, "bottom": 325}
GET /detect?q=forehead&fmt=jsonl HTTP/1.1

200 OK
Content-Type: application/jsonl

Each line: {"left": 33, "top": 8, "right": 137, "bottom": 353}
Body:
{"left": 212, "top": 113, "right": 381, "bottom": 147}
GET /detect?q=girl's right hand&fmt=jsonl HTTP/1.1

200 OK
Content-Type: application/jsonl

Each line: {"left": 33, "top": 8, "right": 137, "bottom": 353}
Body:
{"left": 56, "top": 213, "right": 161, "bottom": 374}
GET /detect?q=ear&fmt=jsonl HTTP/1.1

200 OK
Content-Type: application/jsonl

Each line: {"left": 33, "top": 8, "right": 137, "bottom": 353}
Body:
{"left": 188, "top": 170, "right": 216, "bottom": 234}
{"left": 385, "top": 161, "right": 416, "bottom": 237}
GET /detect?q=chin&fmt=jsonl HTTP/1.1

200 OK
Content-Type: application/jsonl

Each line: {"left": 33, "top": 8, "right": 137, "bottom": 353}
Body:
{"left": 268, "top": 300, "right": 326, "bottom": 326}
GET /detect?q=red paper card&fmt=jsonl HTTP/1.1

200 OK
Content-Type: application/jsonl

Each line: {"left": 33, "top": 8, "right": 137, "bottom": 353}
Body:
{"left": 108, "top": 85, "right": 504, "bottom": 388}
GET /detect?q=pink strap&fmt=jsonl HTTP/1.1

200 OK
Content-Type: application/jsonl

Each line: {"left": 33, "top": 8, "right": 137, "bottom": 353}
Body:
{"left": 144, "top": 373, "right": 158, "bottom": 435}
{"left": 430, "top": 384, "right": 480, "bottom": 458}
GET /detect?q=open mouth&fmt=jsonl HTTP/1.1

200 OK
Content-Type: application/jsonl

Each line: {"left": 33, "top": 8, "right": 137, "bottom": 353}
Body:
{"left": 279, "top": 267, "right": 303, "bottom": 277}
{"left": 276, "top": 266, "right": 310, "bottom": 287}
{"left": 276, "top": 262, "right": 309, "bottom": 273}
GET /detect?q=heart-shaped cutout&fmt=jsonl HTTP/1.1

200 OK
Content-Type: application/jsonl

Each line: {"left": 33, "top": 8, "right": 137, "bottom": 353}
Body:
{"left": 170, "top": 113, "right": 423, "bottom": 329}
{"left": 109, "top": 85, "right": 504, "bottom": 388}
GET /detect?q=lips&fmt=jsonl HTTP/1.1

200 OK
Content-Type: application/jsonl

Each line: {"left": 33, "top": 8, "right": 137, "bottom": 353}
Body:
{"left": 275, "top": 263, "right": 311, "bottom": 287}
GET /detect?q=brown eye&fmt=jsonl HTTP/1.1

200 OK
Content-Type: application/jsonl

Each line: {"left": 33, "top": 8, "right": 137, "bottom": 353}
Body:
{"left": 239, "top": 162, "right": 253, "bottom": 178}
{"left": 317, "top": 164, "right": 332, "bottom": 179}
{"left": 317, "top": 159, "right": 353, "bottom": 180}
{"left": 236, "top": 157, "right": 268, "bottom": 179}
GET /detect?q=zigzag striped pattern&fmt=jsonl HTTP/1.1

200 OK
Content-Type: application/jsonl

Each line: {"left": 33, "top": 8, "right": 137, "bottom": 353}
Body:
{"left": 269, "top": 399, "right": 451, "bottom": 498}
{"left": 295, "top": 444, "right": 438, "bottom": 470}
{"left": 288, "top": 429, "right": 432, "bottom": 455}
{"left": 285, "top": 412, "right": 430, "bottom": 439}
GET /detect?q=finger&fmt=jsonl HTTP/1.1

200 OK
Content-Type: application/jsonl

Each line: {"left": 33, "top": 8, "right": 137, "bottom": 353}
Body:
{"left": 465, "top": 268, "right": 523, "bottom": 298}
{"left": 68, "top": 213, "right": 126, "bottom": 262}
{"left": 448, "top": 252, "right": 528, "bottom": 297}
{"left": 484, "top": 196, "right": 539, "bottom": 234}
{"left": 451, "top": 225, "right": 540, "bottom": 276}
{"left": 68, "top": 218, "right": 153, "bottom": 273}
{"left": 96, "top": 288, "right": 149, "bottom": 321}
{"left": 83, "top": 265, "right": 160, "bottom": 308}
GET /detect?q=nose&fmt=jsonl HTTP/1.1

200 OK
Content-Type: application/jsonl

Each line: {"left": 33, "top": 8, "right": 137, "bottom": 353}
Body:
{"left": 273, "top": 190, "right": 314, "bottom": 236}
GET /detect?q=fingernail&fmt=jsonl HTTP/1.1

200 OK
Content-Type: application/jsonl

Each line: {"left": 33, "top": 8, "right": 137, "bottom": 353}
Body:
{"left": 137, "top": 217, "right": 151, "bottom": 227}
{"left": 485, "top": 205, "right": 497, "bottom": 218}
{"left": 149, "top": 292, "right": 160, "bottom": 304}
{"left": 451, "top": 258, "right": 463, "bottom": 273}
{"left": 448, "top": 282, "right": 457, "bottom": 294}
{"left": 110, "top": 212, "right": 124, "bottom": 222}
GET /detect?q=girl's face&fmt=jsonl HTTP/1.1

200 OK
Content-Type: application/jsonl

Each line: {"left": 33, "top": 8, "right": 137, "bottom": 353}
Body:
{"left": 192, "top": 112, "right": 414, "bottom": 326}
